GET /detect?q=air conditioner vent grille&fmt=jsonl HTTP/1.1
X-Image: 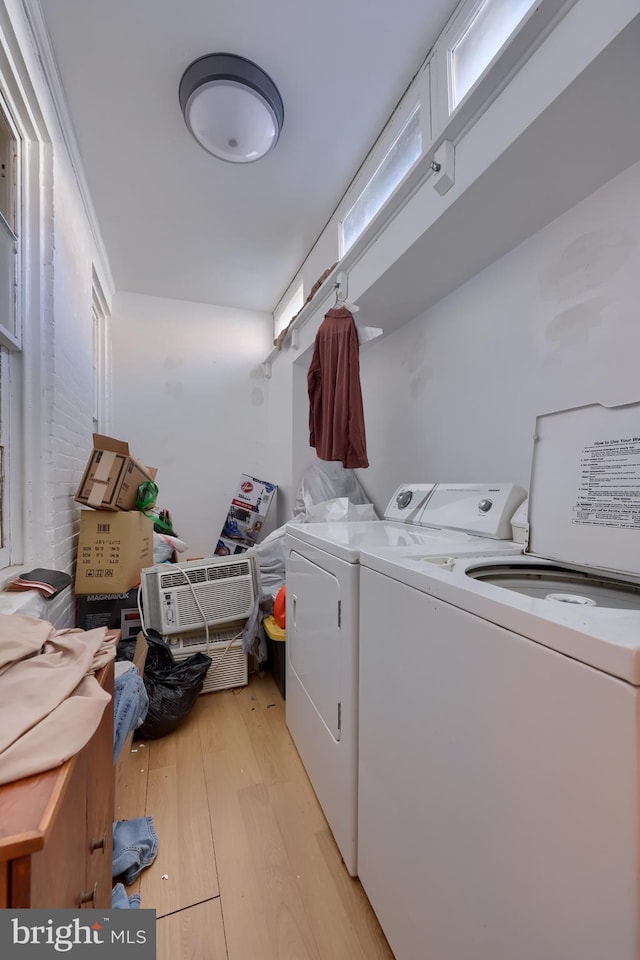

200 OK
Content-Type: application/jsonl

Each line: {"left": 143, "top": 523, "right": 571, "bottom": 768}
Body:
{"left": 172, "top": 637, "right": 248, "bottom": 693}
{"left": 171, "top": 624, "right": 243, "bottom": 648}
{"left": 207, "top": 561, "right": 250, "bottom": 580}
{"left": 157, "top": 560, "right": 251, "bottom": 589}
{"left": 159, "top": 567, "right": 206, "bottom": 588}
{"left": 174, "top": 580, "right": 253, "bottom": 626}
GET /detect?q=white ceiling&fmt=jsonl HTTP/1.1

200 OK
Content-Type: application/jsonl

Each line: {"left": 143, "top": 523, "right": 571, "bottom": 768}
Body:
{"left": 36, "top": 0, "right": 458, "bottom": 314}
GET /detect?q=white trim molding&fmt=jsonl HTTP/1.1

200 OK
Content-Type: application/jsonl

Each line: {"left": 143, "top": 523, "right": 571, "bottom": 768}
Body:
{"left": 20, "top": 0, "right": 115, "bottom": 302}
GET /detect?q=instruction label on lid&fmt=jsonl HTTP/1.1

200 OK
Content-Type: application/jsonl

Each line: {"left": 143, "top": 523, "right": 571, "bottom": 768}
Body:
{"left": 528, "top": 401, "right": 640, "bottom": 578}
{"left": 574, "top": 437, "right": 640, "bottom": 528}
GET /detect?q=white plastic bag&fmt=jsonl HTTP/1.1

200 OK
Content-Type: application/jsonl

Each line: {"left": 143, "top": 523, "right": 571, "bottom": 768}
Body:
{"left": 303, "top": 497, "right": 377, "bottom": 523}
{"left": 253, "top": 528, "right": 288, "bottom": 598}
{"left": 153, "top": 533, "right": 189, "bottom": 564}
{"left": 254, "top": 463, "right": 377, "bottom": 597}
{"left": 293, "top": 460, "right": 377, "bottom": 520}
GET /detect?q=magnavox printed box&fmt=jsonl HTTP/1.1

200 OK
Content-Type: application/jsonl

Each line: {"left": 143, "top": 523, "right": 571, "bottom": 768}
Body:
{"left": 75, "top": 434, "right": 157, "bottom": 512}
{"left": 76, "top": 586, "right": 141, "bottom": 638}
{"left": 75, "top": 510, "right": 153, "bottom": 594}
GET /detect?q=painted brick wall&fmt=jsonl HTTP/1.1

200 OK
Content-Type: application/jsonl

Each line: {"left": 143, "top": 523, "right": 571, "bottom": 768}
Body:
{"left": 5, "top": 1, "right": 112, "bottom": 628}
{"left": 46, "top": 151, "right": 105, "bottom": 626}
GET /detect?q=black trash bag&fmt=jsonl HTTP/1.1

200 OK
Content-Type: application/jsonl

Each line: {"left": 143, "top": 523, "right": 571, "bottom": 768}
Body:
{"left": 135, "top": 631, "right": 211, "bottom": 740}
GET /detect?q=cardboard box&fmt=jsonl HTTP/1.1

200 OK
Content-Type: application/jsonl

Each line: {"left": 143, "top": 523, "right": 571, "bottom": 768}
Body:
{"left": 128, "top": 631, "right": 148, "bottom": 673}
{"left": 75, "top": 434, "right": 157, "bottom": 512}
{"left": 76, "top": 586, "right": 141, "bottom": 639}
{"left": 215, "top": 474, "right": 277, "bottom": 556}
{"left": 75, "top": 510, "right": 153, "bottom": 594}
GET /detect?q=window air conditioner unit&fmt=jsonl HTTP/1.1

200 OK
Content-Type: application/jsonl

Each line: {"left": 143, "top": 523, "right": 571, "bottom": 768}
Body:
{"left": 140, "top": 555, "right": 257, "bottom": 636}
{"left": 166, "top": 622, "right": 249, "bottom": 693}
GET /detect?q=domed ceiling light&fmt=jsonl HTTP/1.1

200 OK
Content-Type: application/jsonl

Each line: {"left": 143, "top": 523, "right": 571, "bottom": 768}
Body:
{"left": 179, "top": 53, "right": 284, "bottom": 163}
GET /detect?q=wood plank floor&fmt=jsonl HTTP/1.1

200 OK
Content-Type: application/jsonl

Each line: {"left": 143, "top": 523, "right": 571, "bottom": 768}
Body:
{"left": 115, "top": 671, "right": 394, "bottom": 960}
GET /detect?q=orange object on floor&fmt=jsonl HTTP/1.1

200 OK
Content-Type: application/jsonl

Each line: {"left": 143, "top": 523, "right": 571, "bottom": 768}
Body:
{"left": 274, "top": 585, "right": 286, "bottom": 629}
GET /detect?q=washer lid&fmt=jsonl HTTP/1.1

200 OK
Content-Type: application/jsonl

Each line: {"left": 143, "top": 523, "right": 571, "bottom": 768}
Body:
{"left": 527, "top": 400, "right": 640, "bottom": 580}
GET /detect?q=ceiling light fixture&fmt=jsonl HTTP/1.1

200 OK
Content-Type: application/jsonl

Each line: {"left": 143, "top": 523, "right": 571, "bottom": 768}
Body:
{"left": 179, "top": 53, "right": 284, "bottom": 164}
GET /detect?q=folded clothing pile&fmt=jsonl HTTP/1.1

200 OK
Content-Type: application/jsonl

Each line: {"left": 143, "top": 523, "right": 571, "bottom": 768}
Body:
{"left": 5, "top": 568, "right": 71, "bottom": 599}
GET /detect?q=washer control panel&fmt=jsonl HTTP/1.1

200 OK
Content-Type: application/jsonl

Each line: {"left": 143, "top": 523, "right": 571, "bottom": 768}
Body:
{"left": 383, "top": 482, "right": 526, "bottom": 538}
{"left": 418, "top": 483, "right": 527, "bottom": 539}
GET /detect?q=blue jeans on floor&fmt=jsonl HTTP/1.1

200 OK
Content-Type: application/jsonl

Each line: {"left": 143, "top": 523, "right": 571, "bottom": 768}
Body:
{"left": 113, "top": 668, "right": 149, "bottom": 763}
{"left": 112, "top": 816, "right": 158, "bottom": 885}
{"left": 112, "top": 882, "right": 141, "bottom": 908}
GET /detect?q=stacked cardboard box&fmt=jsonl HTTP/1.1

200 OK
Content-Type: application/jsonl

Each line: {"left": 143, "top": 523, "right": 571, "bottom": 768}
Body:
{"left": 75, "top": 434, "right": 157, "bottom": 511}
{"left": 74, "top": 435, "right": 155, "bottom": 602}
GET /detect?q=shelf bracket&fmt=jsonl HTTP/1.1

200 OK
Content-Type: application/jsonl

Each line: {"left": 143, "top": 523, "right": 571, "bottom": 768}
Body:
{"left": 431, "top": 140, "right": 455, "bottom": 196}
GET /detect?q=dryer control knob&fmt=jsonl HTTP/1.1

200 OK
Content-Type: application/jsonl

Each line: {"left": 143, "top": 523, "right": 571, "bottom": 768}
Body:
{"left": 478, "top": 498, "right": 493, "bottom": 513}
{"left": 396, "top": 490, "right": 413, "bottom": 509}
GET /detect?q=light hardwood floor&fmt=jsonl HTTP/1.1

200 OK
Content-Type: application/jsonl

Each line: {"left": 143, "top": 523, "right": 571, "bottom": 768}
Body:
{"left": 115, "top": 672, "right": 394, "bottom": 960}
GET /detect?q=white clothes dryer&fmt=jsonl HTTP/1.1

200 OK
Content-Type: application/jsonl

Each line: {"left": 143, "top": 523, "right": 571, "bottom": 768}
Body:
{"left": 357, "top": 401, "right": 640, "bottom": 960}
{"left": 285, "top": 481, "right": 525, "bottom": 875}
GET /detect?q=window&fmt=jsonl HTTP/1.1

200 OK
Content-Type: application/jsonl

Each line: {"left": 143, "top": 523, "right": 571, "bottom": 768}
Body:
{"left": 0, "top": 98, "right": 20, "bottom": 570}
{"left": 341, "top": 104, "right": 422, "bottom": 255}
{"left": 448, "top": 0, "right": 538, "bottom": 112}
{"left": 274, "top": 281, "right": 304, "bottom": 339}
{"left": 0, "top": 103, "right": 19, "bottom": 347}
{"left": 272, "top": 0, "right": 574, "bottom": 352}
{"left": 0, "top": 345, "right": 8, "bottom": 561}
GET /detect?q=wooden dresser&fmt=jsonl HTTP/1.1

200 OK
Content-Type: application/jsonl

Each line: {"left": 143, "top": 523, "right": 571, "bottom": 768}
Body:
{"left": 0, "top": 659, "right": 115, "bottom": 909}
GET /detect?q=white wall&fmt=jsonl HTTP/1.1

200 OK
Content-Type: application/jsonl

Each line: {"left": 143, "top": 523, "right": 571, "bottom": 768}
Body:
{"left": 356, "top": 159, "right": 640, "bottom": 513}
{"left": 262, "top": 353, "right": 295, "bottom": 527}
{"left": 111, "top": 292, "right": 273, "bottom": 557}
{"left": 264, "top": 0, "right": 640, "bottom": 519}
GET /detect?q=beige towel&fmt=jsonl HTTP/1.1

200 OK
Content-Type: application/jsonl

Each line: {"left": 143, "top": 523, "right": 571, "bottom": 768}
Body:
{"left": 0, "top": 614, "right": 115, "bottom": 783}
{"left": 0, "top": 675, "right": 111, "bottom": 785}
{"left": 0, "top": 613, "right": 53, "bottom": 674}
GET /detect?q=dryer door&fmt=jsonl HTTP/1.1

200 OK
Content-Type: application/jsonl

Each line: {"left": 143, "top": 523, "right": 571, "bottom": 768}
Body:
{"left": 288, "top": 550, "right": 342, "bottom": 740}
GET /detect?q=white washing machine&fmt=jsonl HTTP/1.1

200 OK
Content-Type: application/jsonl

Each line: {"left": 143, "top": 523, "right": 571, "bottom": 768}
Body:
{"left": 358, "top": 400, "right": 640, "bottom": 960}
{"left": 285, "top": 481, "right": 526, "bottom": 876}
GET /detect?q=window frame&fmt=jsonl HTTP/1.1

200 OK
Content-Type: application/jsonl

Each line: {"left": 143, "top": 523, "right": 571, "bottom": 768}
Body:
{"left": 0, "top": 345, "right": 11, "bottom": 568}
{"left": 447, "top": 0, "right": 538, "bottom": 112}
{"left": 0, "top": 91, "right": 21, "bottom": 349}
{"left": 0, "top": 6, "right": 49, "bottom": 576}
{"left": 0, "top": 92, "right": 23, "bottom": 572}
{"left": 274, "top": 281, "right": 304, "bottom": 340}
{"left": 337, "top": 66, "right": 430, "bottom": 258}
{"left": 330, "top": 0, "right": 576, "bottom": 269}
{"left": 431, "top": 0, "right": 572, "bottom": 137}
{"left": 341, "top": 100, "right": 424, "bottom": 257}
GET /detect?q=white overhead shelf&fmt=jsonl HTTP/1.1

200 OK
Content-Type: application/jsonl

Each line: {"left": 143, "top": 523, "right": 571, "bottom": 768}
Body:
{"left": 354, "top": 13, "right": 640, "bottom": 333}
{"left": 263, "top": 9, "right": 640, "bottom": 375}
